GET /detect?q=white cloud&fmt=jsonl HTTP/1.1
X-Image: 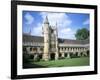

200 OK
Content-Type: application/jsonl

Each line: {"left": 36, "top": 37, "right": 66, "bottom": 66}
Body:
{"left": 58, "top": 28, "right": 76, "bottom": 39}
{"left": 31, "top": 23, "right": 43, "bottom": 36}
{"left": 39, "top": 12, "right": 75, "bottom": 39}
{"left": 24, "top": 13, "right": 43, "bottom": 36}
{"left": 83, "top": 19, "right": 89, "bottom": 25}
{"left": 60, "top": 28, "right": 71, "bottom": 33}
{"left": 29, "top": 12, "right": 76, "bottom": 39}
{"left": 24, "top": 12, "right": 34, "bottom": 25}
{"left": 40, "top": 12, "right": 72, "bottom": 28}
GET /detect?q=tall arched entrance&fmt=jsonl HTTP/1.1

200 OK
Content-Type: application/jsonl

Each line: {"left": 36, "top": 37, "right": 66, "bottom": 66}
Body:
{"left": 64, "top": 53, "right": 67, "bottom": 57}
{"left": 50, "top": 53, "right": 55, "bottom": 60}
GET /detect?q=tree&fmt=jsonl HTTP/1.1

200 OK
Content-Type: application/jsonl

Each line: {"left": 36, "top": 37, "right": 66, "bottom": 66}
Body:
{"left": 75, "top": 28, "right": 89, "bottom": 40}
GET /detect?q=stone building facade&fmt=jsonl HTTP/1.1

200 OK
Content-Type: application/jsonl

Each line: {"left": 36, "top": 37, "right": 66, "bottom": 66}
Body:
{"left": 23, "top": 17, "right": 89, "bottom": 61}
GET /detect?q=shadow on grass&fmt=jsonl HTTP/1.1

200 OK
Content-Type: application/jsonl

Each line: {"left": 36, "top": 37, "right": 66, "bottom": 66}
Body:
{"left": 23, "top": 57, "right": 89, "bottom": 69}
{"left": 23, "top": 63, "right": 46, "bottom": 69}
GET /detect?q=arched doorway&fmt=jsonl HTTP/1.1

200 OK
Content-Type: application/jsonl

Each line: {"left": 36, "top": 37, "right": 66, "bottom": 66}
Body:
{"left": 64, "top": 53, "right": 67, "bottom": 57}
{"left": 80, "top": 52, "right": 83, "bottom": 57}
{"left": 39, "top": 53, "right": 43, "bottom": 59}
{"left": 87, "top": 50, "right": 89, "bottom": 57}
{"left": 75, "top": 52, "right": 79, "bottom": 58}
{"left": 70, "top": 52, "right": 73, "bottom": 58}
{"left": 50, "top": 53, "right": 55, "bottom": 60}
{"left": 59, "top": 53, "right": 62, "bottom": 58}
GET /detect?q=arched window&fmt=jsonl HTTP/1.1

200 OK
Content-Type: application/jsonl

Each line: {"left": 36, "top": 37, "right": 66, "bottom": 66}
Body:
{"left": 33, "top": 47, "right": 37, "bottom": 51}
{"left": 30, "top": 47, "right": 32, "bottom": 51}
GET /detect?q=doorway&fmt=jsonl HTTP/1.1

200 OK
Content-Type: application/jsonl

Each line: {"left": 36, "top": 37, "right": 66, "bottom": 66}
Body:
{"left": 50, "top": 53, "right": 55, "bottom": 60}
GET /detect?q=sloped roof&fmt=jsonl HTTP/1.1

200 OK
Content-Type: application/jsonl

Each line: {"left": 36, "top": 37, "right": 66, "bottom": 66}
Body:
{"left": 23, "top": 34, "right": 89, "bottom": 44}
{"left": 23, "top": 34, "right": 44, "bottom": 43}
{"left": 58, "top": 38, "right": 89, "bottom": 44}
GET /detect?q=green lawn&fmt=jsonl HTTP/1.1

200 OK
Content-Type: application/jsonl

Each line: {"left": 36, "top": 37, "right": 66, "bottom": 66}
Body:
{"left": 23, "top": 57, "right": 89, "bottom": 68}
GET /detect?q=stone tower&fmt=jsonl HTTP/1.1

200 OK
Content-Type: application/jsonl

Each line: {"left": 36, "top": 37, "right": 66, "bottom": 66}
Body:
{"left": 43, "top": 16, "right": 50, "bottom": 61}
{"left": 42, "top": 16, "right": 59, "bottom": 61}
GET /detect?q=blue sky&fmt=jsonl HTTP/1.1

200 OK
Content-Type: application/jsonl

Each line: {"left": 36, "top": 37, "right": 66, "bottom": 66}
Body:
{"left": 22, "top": 11, "right": 90, "bottom": 40}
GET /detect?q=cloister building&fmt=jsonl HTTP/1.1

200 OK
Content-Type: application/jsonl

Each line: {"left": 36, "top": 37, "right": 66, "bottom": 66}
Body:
{"left": 23, "top": 17, "right": 89, "bottom": 61}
